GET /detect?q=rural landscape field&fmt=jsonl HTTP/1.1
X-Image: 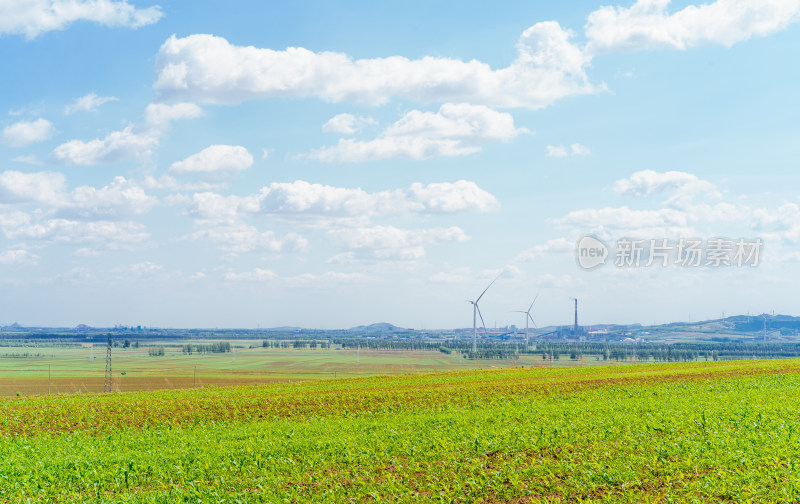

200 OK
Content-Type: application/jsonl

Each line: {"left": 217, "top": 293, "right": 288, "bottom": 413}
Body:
{"left": 4, "top": 0, "right": 800, "bottom": 502}
{"left": 2, "top": 358, "right": 800, "bottom": 502}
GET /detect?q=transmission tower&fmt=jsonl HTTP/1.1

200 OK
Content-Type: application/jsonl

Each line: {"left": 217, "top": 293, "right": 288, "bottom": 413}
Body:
{"left": 104, "top": 337, "right": 112, "bottom": 393}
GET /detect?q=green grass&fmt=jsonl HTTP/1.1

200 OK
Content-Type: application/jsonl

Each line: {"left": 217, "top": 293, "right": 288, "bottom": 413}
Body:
{"left": 2, "top": 359, "right": 800, "bottom": 502}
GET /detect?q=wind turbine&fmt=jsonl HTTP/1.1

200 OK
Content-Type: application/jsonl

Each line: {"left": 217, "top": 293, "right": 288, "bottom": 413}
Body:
{"left": 468, "top": 276, "right": 498, "bottom": 354}
{"left": 513, "top": 294, "right": 539, "bottom": 346}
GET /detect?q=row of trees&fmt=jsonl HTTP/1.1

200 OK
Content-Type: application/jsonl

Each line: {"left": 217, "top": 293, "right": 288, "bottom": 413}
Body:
{"left": 181, "top": 342, "right": 231, "bottom": 354}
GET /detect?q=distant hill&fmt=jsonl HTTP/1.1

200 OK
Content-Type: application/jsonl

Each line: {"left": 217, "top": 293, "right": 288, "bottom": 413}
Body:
{"left": 349, "top": 322, "right": 405, "bottom": 333}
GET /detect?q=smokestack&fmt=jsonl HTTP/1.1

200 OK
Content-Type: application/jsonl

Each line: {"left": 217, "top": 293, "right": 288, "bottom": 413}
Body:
{"left": 574, "top": 298, "right": 578, "bottom": 335}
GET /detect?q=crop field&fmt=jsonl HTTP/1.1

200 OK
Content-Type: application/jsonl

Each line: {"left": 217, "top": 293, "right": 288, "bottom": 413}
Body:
{"left": 2, "top": 359, "right": 800, "bottom": 502}
{"left": 0, "top": 343, "right": 609, "bottom": 396}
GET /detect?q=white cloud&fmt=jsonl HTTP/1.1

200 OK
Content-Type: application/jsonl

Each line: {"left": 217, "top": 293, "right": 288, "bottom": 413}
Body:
{"left": 0, "top": 0, "right": 163, "bottom": 39}
{"left": 287, "top": 271, "right": 373, "bottom": 286}
{"left": 556, "top": 205, "right": 696, "bottom": 238}
{"left": 224, "top": 268, "right": 277, "bottom": 282}
{"left": 11, "top": 155, "right": 41, "bottom": 165}
{"left": 52, "top": 102, "right": 202, "bottom": 165}
{"left": 546, "top": 143, "right": 590, "bottom": 157}
{"left": 553, "top": 170, "right": 754, "bottom": 242}
{"left": 515, "top": 237, "right": 575, "bottom": 262}
{"left": 143, "top": 102, "right": 203, "bottom": 130}
{"left": 0, "top": 170, "right": 67, "bottom": 205}
{"left": 185, "top": 224, "right": 307, "bottom": 254}
{"left": 64, "top": 93, "right": 118, "bottom": 114}
{"left": 74, "top": 247, "right": 101, "bottom": 257}
{"left": 1, "top": 216, "right": 149, "bottom": 246}
{"left": 586, "top": 0, "right": 800, "bottom": 54}
{"left": 570, "top": 143, "right": 591, "bottom": 156}
{"left": 154, "top": 24, "right": 597, "bottom": 109}
{"left": 0, "top": 170, "right": 155, "bottom": 220}
{"left": 52, "top": 125, "right": 156, "bottom": 165}
{"left": 63, "top": 176, "right": 156, "bottom": 220}
{"left": 0, "top": 248, "right": 38, "bottom": 266}
{"left": 306, "top": 103, "right": 527, "bottom": 162}
{"left": 428, "top": 266, "right": 473, "bottom": 284}
{"left": 1, "top": 118, "right": 54, "bottom": 147}
{"left": 406, "top": 180, "right": 499, "bottom": 213}
{"left": 170, "top": 145, "right": 253, "bottom": 175}
{"left": 322, "top": 113, "right": 377, "bottom": 134}
{"left": 185, "top": 192, "right": 250, "bottom": 224}
{"left": 141, "top": 174, "right": 222, "bottom": 192}
{"left": 111, "top": 261, "right": 164, "bottom": 278}
{"left": 186, "top": 179, "right": 497, "bottom": 225}
{"left": 546, "top": 145, "right": 568, "bottom": 158}
{"left": 613, "top": 170, "right": 719, "bottom": 198}
{"left": 327, "top": 225, "right": 469, "bottom": 260}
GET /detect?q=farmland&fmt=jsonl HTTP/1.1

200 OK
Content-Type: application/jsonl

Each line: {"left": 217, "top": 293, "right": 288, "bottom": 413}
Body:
{"left": 2, "top": 359, "right": 800, "bottom": 502}
{"left": 0, "top": 342, "right": 611, "bottom": 396}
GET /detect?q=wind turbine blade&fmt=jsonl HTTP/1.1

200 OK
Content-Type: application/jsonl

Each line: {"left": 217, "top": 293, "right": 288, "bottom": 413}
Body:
{"left": 511, "top": 310, "right": 525, "bottom": 313}
{"left": 528, "top": 313, "right": 537, "bottom": 328}
{"left": 476, "top": 304, "right": 487, "bottom": 334}
{"left": 475, "top": 275, "right": 499, "bottom": 303}
{"left": 528, "top": 292, "right": 539, "bottom": 312}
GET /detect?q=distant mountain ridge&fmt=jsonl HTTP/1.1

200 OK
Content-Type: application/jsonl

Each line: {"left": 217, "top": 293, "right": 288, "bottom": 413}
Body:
{"left": 348, "top": 322, "right": 405, "bottom": 333}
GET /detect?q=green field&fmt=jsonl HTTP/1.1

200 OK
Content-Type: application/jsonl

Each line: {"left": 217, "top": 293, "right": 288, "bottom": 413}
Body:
{"left": 3, "top": 359, "right": 800, "bottom": 502}
{"left": 0, "top": 343, "right": 612, "bottom": 396}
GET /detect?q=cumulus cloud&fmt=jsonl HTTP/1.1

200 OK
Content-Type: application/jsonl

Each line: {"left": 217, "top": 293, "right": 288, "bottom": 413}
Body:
{"left": 322, "top": 113, "right": 377, "bottom": 134}
{"left": 111, "top": 261, "right": 165, "bottom": 278}
{"left": 287, "top": 271, "right": 373, "bottom": 286}
{"left": 154, "top": 23, "right": 597, "bottom": 109}
{"left": 1, "top": 118, "right": 54, "bottom": 147}
{"left": 306, "top": 103, "right": 527, "bottom": 162}
{"left": 0, "top": 170, "right": 155, "bottom": 220}
{"left": 64, "top": 93, "right": 118, "bottom": 114}
{"left": 0, "top": 215, "right": 149, "bottom": 246}
{"left": 63, "top": 176, "right": 156, "bottom": 219}
{"left": 515, "top": 237, "right": 575, "bottom": 262}
{"left": 52, "top": 126, "right": 156, "bottom": 165}
{"left": 406, "top": 180, "right": 499, "bottom": 213}
{"left": 552, "top": 170, "right": 752, "bottom": 242}
{"left": 185, "top": 224, "right": 307, "bottom": 254}
{"left": 224, "top": 268, "right": 277, "bottom": 282}
{"left": 613, "top": 170, "right": 719, "bottom": 198}
{"left": 0, "top": 170, "right": 67, "bottom": 205}
{"left": 0, "top": 248, "right": 38, "bottom": 266}
{"left": 327, "top": 225, "right": 469, "bottom": 260}
{"left": 0, "top": 0, "right": 163, "bottom": 39}
{"left": 52, "top": 102, "right": 202, "bottom": 165}
{"left": 143, "top": 102, "right": 203, "bottom": 130}
{"left": 170, "top": 145, "right": 253, "bottom": 175}
{"left": 185, "top": 179, "right": 497, "bottom": 225}
{"left": 546, "top": 143, "right": 590, "bottom": 158}
{"left": 586, "top": 0, "right": 800, "bottom": 54}
{"left": 556, "top": 205, "right": 696, "bottom": 238}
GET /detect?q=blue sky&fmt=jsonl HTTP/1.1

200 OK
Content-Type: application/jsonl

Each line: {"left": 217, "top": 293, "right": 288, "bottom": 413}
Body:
{"left": 1, "top": 0, "right": 800, "bottom": 329}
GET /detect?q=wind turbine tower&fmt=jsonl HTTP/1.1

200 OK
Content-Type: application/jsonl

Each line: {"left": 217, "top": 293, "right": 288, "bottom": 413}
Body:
{"left": 513, "top": 293, "right": 539, "bottom": 346}
{"left": 468, "top": 276, "right": 498, "bottom": 354}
